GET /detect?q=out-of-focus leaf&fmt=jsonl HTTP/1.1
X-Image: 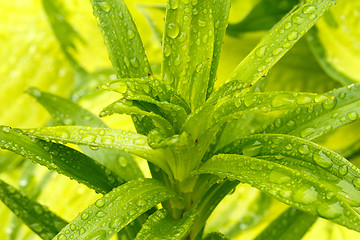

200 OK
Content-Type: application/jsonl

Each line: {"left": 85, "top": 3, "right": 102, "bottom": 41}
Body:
{"left": 0, "top": 126, "right": 124, "bottom": 194}
{"left": 90, "top": 0, "right": 151, "bottom": 78}
{"left": 307, "top": 1, "right": 360, "bottom": 84}
{"left": 0, "top": 179, "right": 67, "bottom": 240}
{"left": 227, "top": 0, "right": 299, "bottom": 34}
{"left": 135, "top": 209, "right": 197, "bottom": 240}
{"left": 54, "top": 178, "right": 176, "bottom": 240}
{"left": 254, "top": 208, "right": 317, "bottom": 240}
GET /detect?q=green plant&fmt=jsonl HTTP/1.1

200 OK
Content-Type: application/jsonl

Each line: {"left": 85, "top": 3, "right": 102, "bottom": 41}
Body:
{"left": 1, "top": 0, "right": 360, "bottom": 239}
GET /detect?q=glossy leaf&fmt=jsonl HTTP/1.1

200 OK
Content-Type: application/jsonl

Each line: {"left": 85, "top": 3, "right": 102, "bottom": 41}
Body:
{"left": 162, "top": 0, "right": 214, "bottom": 111}
{"left": 261, "top": 83, "right": 360, "bottom": 140}
{"left": 135, "top": 209, "right": 196, "bottom": 240}
{"left": 183, "top": 91, "right": 333, "bottom": 140}
{"left": 90, "top": 0, "right": 151, "bottom": 78}
{"left": 220, "top": 0, "right": 338, "bottom": 96}
{"left": 0, "top": 126, "right": 124, "bottom": 194}
{"left": 27, "top": 87, "right": 142, "bottom": 181}
{"left": 0, "top": 179, "right": 67, "bottom": 240}
{"left": 207, "top": 0, "right": 231, "bottom": 98}
{"left": 21, "top": 126, "right": 172, "bottom": 176}
{"left": 54, "top": 178, "right": 176, "bottom": 240}
{"left": 254, "top": 208, "right": 317, "bottom": 240}
{"left": 100, "top": 99, "right": 175, "bottom": 136}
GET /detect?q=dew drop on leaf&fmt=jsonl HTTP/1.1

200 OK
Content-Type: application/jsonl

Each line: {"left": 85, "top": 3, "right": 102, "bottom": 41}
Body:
{"left": 242, "top": 141, "right": 262, "bottom": 157}
{"left": 269, "top": 169, "right": 291, "bottom": 183}
{"left": 313, "top": 151, "right": 333, "bottom": 168}
{"left": 317, "top": 202, "right": 343, "bottom": 219}
{"left": 167, "top": 23, "right": 180, "bottom": 38}
{"left": 347, "top": 111, "right": 358, "bottom": 121}
{"left": 81, "top": 212, "right": 89, "bottom": 220}
{"left": 298, "top": 144, "right": 310, "bottom": 155}
{"left": 293, "top": 186, "right": 318, "bottom": 204}
{"left": 98, "top": 2, "right": 111, "bottom": 12}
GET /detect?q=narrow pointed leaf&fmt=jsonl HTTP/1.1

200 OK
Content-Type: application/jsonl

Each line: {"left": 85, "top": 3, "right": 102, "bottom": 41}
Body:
{"left": 90, "top": 0, "right": 151, "bottom": 78}
{"left": 183, "top": 92, "right": 333, "bottom": 140}
{"left": 21, "top": 126, "right": 172, "bottom": 176}
{"left": 254, "top": 208, "right": 317, "bottom": 240}
{"left": 162, "top": 0, "right": 214, "bottom": 111}
{"left": 54, "top": 179, "right": 176, "bottom": 240}
{"left": 0, "top": 179, "right": 67, "bottom": 240}
{"left": 196, "top": 153, "right": 360, "bottom": 232}
{"left": 41, "top": 0, "right": 85, "bottom": 70}
{"left": 261, "top": 83, "right": 360, "bottom": 139}
{"left": 135, "top": 209, "right": 197, "bottom": 240}
{"left": 0, "top": 126, "right": 124, "bottom": 194}
{"left": 222, "top": 0, "right": 338, "bottom": 96}
{"left": 27, "top": 87, "right": 143, "bottom": 181}
{"left": 207, "top": 0, "right": 231, "bottom": 98}
{"left": 100, "top": 99, "right": 175, "bottom": 136}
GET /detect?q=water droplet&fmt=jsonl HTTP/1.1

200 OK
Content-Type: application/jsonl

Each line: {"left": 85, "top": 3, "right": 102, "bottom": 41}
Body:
{"left": 287, "top": 31, "right": 298, "bottom": 41}
{"left": 347, "top": 111, "right": 358, "bottom": 121}
{"left": 313, "top": 151, "right": 333, "bottom": 168}
{"left": 86, "top": 230, "right": 107, "bottom": 240}
{"left": 296, "top": 95, "right": 312, "bottom": 104}
{"left": 70, "top": 224, "right": 76, "bottom": 231}
{"left": 353, "top": 177, "right": 360, "bottom": 189}
{"left": 331, "top": 112, "right": 339, "bottom": 118}
{"left": 300, "top": 128, "right": 315, "bottom": 138}
{"left": 298, "top": 144, "right": 310, "bottom": 155}
{"left": 167, "top": 23, "right": 180, "bottom": 38}
{"left": 287, "top": 120, "right": 295, "bottom": 127}
{"left": 98, "top": 2, "right": 111, "bottom": 12}
{"left": 244, "top": 95, "right": 255, "bottom": 107}
{"left": 293, "top": 186, "right": 318, "bottom": 204}
{"left": 317, "top": 202, "right": 343, "bottom": 219}
{"left": 96, "top": 211, "right": 106, "bottom": 218}
{"left": 284, "top": 22, "right": 292, "bottom": 29}
{"left": 291, "top": 14, "right": 304, "bottom": 24}
{"left": 272, "top": 94, "right": 295, "bottom": 107}
{"left": 95, "top": 199, "right": 105, "bottom": 208}
{"left": 302, "top": 5, "right": 317, "bottom": 14}
{"left": 338, "top": 165, "right": 348, "bottom": 176}
{"left": 280, "top": 189, "right": 292, "bottom": 198}
{"left": 170, "top": 0, "right": 179, "bottom": 9}
{"left": 243, "top": 141, "right": 262, "bottom": 157}
{"left": 339, "top": 92, "right": 346, "bottom": 99}
{"left": 269, "top": 169, "right": 291, "bottom": 183}
{"left": 81, "top": 133, "right": 97, "bottom": 142}
{"left": 272, "top": 47, "right": 283, "bottom": 56}
{"left": 274, "top": 119, "right": 282, "bottom": 127}
{"left": 109, "top": 217, "right": 123, "bottom": 229}
{"left": 164, "top": 46, "right": 172, "bottom": 57}
{"left": 57, "top": 234, "right": 67, "bottom": 240}
{"left": 127, "top": 29, "right": 135, "bottom": 39}
{"left": 322, "top": 99, "right": 337, "bottom": 110}
{"left": 255, "top": 46, "right": 267, "bottom": 57}
{"left": 2, "top": 126, "right": 10, "bottom": 133}
{"left": 81, "top": 212, "right": 89, "bottom": 220}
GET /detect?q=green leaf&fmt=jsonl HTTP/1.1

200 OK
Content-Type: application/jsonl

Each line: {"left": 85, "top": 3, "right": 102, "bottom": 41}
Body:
{"left": 183, "top": 91, "right": 333, "bottom": 141}
{"left": 203, "top": 232, "right": 230, "bottom": 240}
{"left": 307, "top": 1, "right": 360, "bottom": 84}
{"left": 261, "top": 83, "right": 360, "bottom": 140}
{"left": 0, "top": 179, "right": 67, "bottom": 240}
{"left": 90, "top": 0, "right": 151, "bottom": 78}
{"left": 21, "top": 126, "right": 172, "bottom": 177}
{"left": 162, "top": 0, "right": 214, "bottom": 111}
{"left": 227, "top": 0, "right": 299, "bottom": 34}
{"left": 54, "top": 178, "right": 176, "bottom": 240}
{"left": 254, "top": 208, "right": 317, "bottom": 240}
{"left": 220, "top": 0, "right": 338, "bottom": 96}
{"left": 100, "top": 99, "right": 175, "bottom": 136}
{"left": 135, "top": 209, "right": 197, "bottom": 240}
{"left": 306, "top": 27, "right": 354, "bottom": 86}
{"left": 41, "top": 0, "right": 85, "bottom": 70}
{"left": 27, "top": 87, "right": 143, "bottom": 181}
{"left": 200, "top": 133, "right": 360, "bottom": 231}
{"left": 0, "top": 126, "right": 124, "bottom": 194}
{"left": 206, "top": 0, "right": 231, "bottom": 98}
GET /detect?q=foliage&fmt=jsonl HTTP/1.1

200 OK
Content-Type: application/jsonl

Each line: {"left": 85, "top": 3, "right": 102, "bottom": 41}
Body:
{"left": 1, "top": 0, "right": 360, "bottom": 239}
